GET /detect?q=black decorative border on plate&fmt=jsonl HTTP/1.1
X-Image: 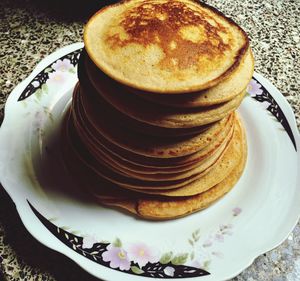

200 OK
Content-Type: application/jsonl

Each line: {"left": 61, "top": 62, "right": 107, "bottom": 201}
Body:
{"left": 251, "top": 77, "right": 297, "bottom": 151}
{"left": 17, "top": 48, "right": 82, "bottom": 102}
{"left": 27, "top": 201, "right": 210, "bottom": 278}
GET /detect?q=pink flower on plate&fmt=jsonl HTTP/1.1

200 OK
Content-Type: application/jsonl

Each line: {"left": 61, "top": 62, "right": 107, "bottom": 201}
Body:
{"left": 202, "top": 239, "right": 213, "bottom": 248}
{"left": 212, "top": 251, "right": 224, "bottom": 258}
{"left": 259, "top": 101, "right": 271, "bottom": 110}
{"left": 127, "top": 242, "right": 159, "bottom": 267}
{"left": 219, "top": 223, "right": 233, "bottom": 235}
{"left": 52, "top": 59, "right": 73, "bottom": 72}
{"left": 102, "top": 244, "right": 131, "bottom": 271}
{"left": 233, "top": 207, "right": 242, "bottom": 217}
{"left": 214, "top": 233, "right": 224, "bottom": 242}
{"left": 247, "top": 79, "right": 263, "bottom": 96}
{"left": 48, "top": 71, "right": 66, "bottom": 84}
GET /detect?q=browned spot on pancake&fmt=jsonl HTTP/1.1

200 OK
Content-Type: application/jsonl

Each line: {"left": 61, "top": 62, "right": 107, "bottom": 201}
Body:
{"left": 105, "top": 1, "right": 231, "bottom": 71}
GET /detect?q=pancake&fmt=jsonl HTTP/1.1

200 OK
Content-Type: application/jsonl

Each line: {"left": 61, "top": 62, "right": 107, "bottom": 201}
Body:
{"left": 72, "top": 84, "right": 235, "bottom": 168}
{"left": 61, "top": 116, "right": 140, "bottom": 201}
{"left": 83, "top": 53, "right": 245, "bottom": 128}
{"left": 67, "top": 105, "right": 242, "bottom": 192}
{"left": 118, "top": 116, "right": 245, "bottom": 196}
{"left": 95, "top": 139, "right": 228, "bottom": 181}
{"left": 72, "top": 84, "right": 234, "bottom": 159}
{"left": 73, "top": 100, "right": 234, "bottom": 175}
{"left": 75, "top": 117, "right": 234, "bottom": 178}
{"left": 62, "top": 111, "right": 247, "bottom": 220}
{"left": 134, "top": 49, "right": 254, "bottom": 107}
{"left": 98, "top": 153, "right": 246, "bottom": 220}
{"left": 61, "top": 0, "right": 251, "bottom": 221}
{"left": 92, "top": 118, "right": 247, "bottom": 220}
{"left": 84, "top": 0, "right": 249, "bottom": 93}
{"left": 67, "top": 113, "right": 228, "bottom": 190}
{"left": 73, "top": 114, "right": 233, "bottom": 182}
{"left": 77, "top": 58, "right": 213, "bottom": 137}
{"left": 79, "top": 120, "right": 233, "bottom": 173}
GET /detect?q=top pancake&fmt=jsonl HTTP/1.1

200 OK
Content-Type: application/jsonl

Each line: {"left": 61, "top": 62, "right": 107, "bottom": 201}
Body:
{"left": 134, "top": 49, "right": 254, "bottom": 107}
{"left": 84, "top": 0, "right": 249, "bottom": 93}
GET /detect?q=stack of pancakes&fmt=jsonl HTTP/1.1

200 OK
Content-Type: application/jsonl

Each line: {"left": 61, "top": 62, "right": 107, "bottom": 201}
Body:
{"left": 62, "top": 0, "right": 254, "bottom": 220}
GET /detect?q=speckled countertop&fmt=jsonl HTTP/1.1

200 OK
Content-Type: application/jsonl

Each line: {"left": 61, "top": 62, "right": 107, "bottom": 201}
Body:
{"left": 0, "top": 0, "right": 299, "bottom": 280}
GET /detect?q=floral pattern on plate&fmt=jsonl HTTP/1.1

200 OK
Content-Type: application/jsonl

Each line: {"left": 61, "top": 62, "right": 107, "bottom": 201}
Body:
{"left": 27, "top": 200, "right": 210, "bottom": 278}
{"left": 247, "top": 78, "right": 297, "bottom": 151}
{"left": 18, "top": 49, "right": 82, "bottom": 102}
{"left": 28, "top": 200, "right": 244, "bottom": 278}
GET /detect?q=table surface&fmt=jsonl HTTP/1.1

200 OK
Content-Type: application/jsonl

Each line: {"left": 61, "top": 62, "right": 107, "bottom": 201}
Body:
{"left": 0, "top": 0, "right": 299, "bottom": 280}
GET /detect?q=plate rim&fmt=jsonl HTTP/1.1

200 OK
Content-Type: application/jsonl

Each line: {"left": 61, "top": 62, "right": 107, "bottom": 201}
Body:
{"left": 0, "top": 43, "right": 299, "bottom": 281}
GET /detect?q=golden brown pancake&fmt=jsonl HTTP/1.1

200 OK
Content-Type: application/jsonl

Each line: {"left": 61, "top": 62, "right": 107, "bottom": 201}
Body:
{"left": 77, "top": 56, "right": 215, "bottom": 137}
{"left": 134, "top": 49, "right": 254, "bottom": 107}
{"left": 96, "top": 141, "right": 227, "bottom": 181}
{"left": 61, "top": 0, "right": 251, "bottom": 221}
{"left": 84, "top": 124, "right": 233, "bottom": 173}
{"left": 73, "top": 100, "right": 234, "bottom": 176}
{"left": 72, "top": 83, "right": 235, "bottom": 169}
{"left": 66, "top": 113, "right": 225, "bottom": 190}
{"left": 84, "top": 0, "right": 249, "bottom": 93}
{"left": 66, "top": 106, "right": 241, "bottom": 192}
{"left": 124, "top": 117, "right": 244, "bottom": 196}
{"left": 83, "top": 53, "right": 245, "bottom": 128}
{"left": 72, "top": 84, "right": 234, "bottom": 159}
{"left": 100, "top": 154, "right": 246, "bottom": 220}
{"left": 62, "top": 116, "right": 144, "bottom": 202}
{"left": 72, "top": 112, "right": 233, "bottom": 182}
{"left": 117, "top": 117, "right": 245, "bottom": 197}
{"left": 77, "top": 119, "right": 234, "bottom": 178}
{"left": 62, "top": 111, "right": 247, "bottom": 220}
{"left": 91, "top": 118, "right": 247, "bottom": 220}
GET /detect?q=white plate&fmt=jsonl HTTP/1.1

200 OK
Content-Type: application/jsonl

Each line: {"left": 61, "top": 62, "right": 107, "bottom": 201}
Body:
{"left": 0, "top": 43, "right": 299, "bottom": 281}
